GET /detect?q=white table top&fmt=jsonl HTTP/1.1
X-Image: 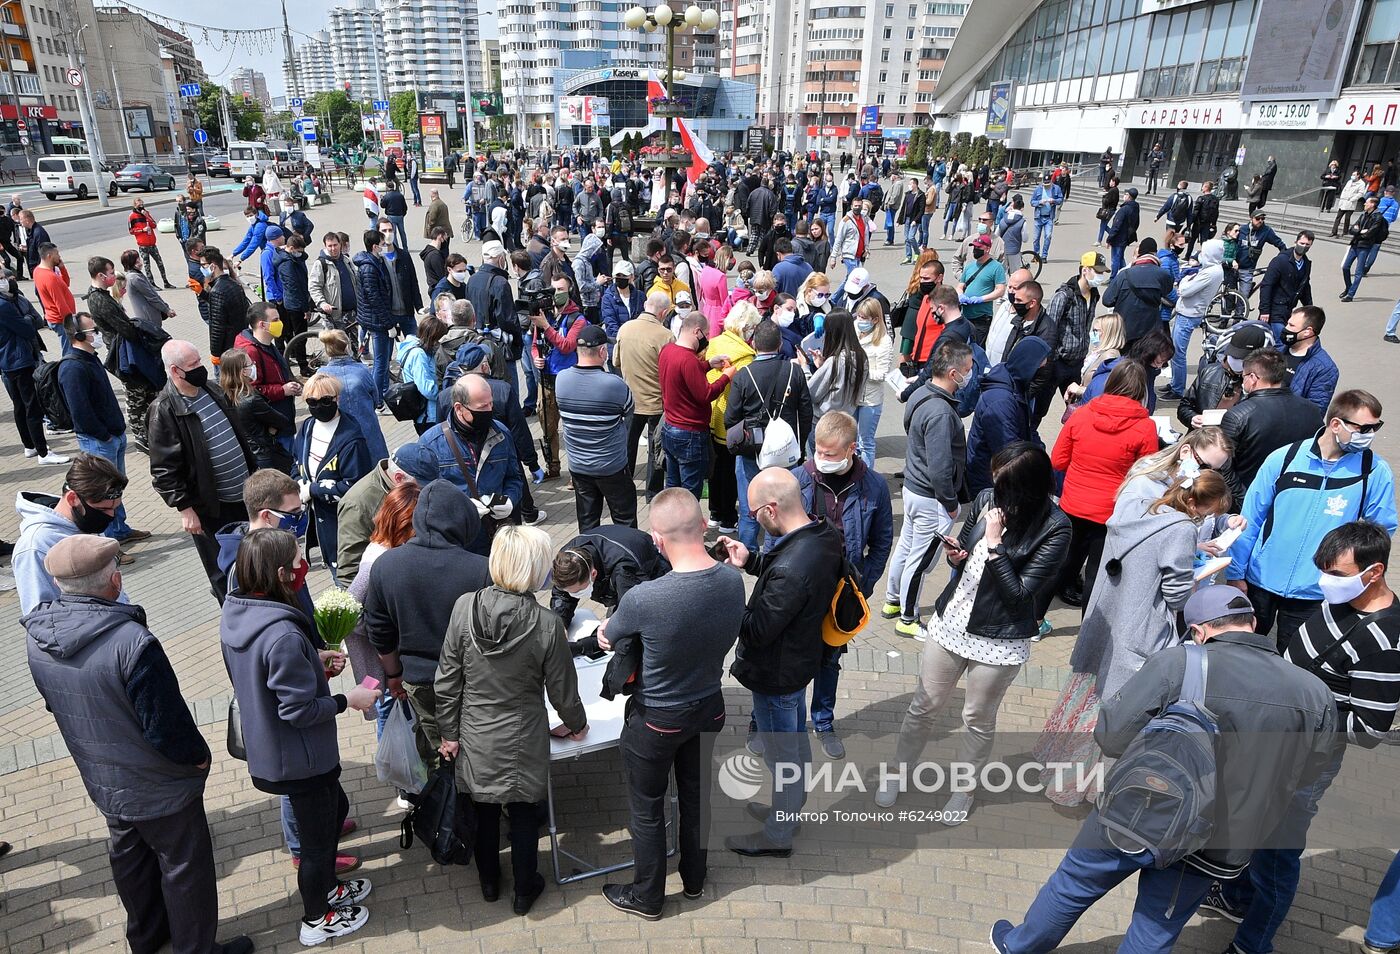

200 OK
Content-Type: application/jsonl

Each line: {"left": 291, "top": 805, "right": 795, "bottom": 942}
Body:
{"left": 549, "top": 608, "right": 627, "bottom": 760}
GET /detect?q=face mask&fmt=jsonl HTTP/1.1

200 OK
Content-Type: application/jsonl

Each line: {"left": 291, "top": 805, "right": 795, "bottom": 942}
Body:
{"left": 89, "top": 332, "right": 105, "bottom": 351}
{"left": 72, "top": 498, "right": 116, "bottom": 535}
{"left": 246, "top": 363, "right": 258, "bottom": 383}
{"left": 919, "top": 280, "right": 936, "bottom": 293}
{"left": 1280, "top": 329, "right": 1303, "bottom": 347}
{"left": 677, "top": 305, "right": 694, "bottom": 319}
{"left": 307, "top": 399, "right": 339, "bottom": 423}
{"left": 1318, "top": 566, "right": 1375, "bottom": 605}
{"left": 468, "top": 408, "right": 494, "bottom": 436}
{"left": 289, "top": 559, "right": 310, "bottom": 593}
{"left": 1339, "top": 425, "right": 1377, "bottom": 453}
{"left": 810, "top": 293, "right": 829, "bottom": 306}
{"left": 181, "top": 364, "right": 208, "bottom": 389}
{"left": 594, "top": 227, "right": 606, "bottom": 238}
{"left": 268, "top": 319, "right": 285, "bottom": 338}
{"left": 615, "top": 277, "right": 629, "bottom": 288}
{"left": 774, "top": 308, "right": 795, "bottom": 328}
{"left": 1223, "top": 354, "right": 1244, "bottom": 374}
{"left": 815, "top": 456, "right": 852, "bottom": 475}
{"left": 1089, "top": 271, "right": 1110, "bottom": 288}
{"left": 270, "top": 507, "right": 310, "bottom": 538}
{"left": 553, "top": 290, "right": 570, "bottom": 308}
{"left": 856, "top": 318, "right": 875, "bottom": 334}
{"left": 380, "top": 232, "right": 395, "bottom": 247}
{"left": 1089, "top": 328, "right": 1101, "bottom": 347}
{"left": 199, "top": 265, "right": 214, "bottom": 279}
{"left": 740, "top": 274, "right": 754, "bottom": 287}
{"left": 246, "top": 216, "right": 256, "bottom": 224}
{"left": 972, "top": 247, "right": 987, "bottom": 259}
{"left": 1012, "top": 301, "right": 1031, "bottom": 318}
{"left": 1294, "top": 244, "right": 1309, "bottom": 257}
{"left": 977, "top": 223, "right": 989, "bottom": 235}
{"left": 694, "top": 332, "right": 708, "bottom": 352}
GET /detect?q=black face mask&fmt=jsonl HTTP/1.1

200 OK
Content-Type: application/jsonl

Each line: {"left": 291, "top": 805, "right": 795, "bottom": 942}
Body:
{"left": 696, "top": 333, "right": 709, "bottom": 354}
{"left": 72, "top": 498, "right": 116, "bottom": 535}
{"left": 468, "top": 408, "right": 494, "bottom": 437}
{"left": 307, "top": 399, "right": 339, "bottom": 422}
{"left": 181, "top": 365, "right": 209, "bottom": 389}
{"left": 1012, "top": 300, "right": 1031, "bottom": 318}
{"left": 919, "top": 280, "right": 937, "bottom": 293}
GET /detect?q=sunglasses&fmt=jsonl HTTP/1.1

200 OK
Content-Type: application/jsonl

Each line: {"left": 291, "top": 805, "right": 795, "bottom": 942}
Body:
{"left": 305, "top": 397, "right": 338, "bottom": 408}
{"left": 1341, "top": 417, "right": 1385, "bottom": 434}
{"left": 65, "top": 481, "right": 123, "bottom": 503}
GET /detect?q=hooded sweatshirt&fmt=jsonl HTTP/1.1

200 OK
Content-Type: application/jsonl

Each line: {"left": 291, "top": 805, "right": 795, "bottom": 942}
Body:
{"left": 1052, "top": 394, "right": 1161, "bottom": 522}
{"left": 966, "top": 336, "right": 1051, "bottom": 495}
{"left": 1175, "top": 238, "right": 1226, "bottom": 318}
{"left": 214, "top": 521, "right": 320, "bottom": 640}
{"left": 363, "top": 479, "right": 488, "bottom": 684}
{"left": 15, "top": 491, "right": 129, "bottom": 614}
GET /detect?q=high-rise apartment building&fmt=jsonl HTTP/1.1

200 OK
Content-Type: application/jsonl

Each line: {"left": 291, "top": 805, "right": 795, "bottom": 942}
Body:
{"left": 721, "top": 0, "right": 970, "bottom": 153}
{"left": 228, "top": 67, "right": 272, "bottom": 109}
{"left": 329, "top": 0, "right": 386, "bottom": 101}
{"left": 285, "top": 31, "right": 337, "bottom": 98}
{"left": 380, "top": 0, "right": 484, "bottom": 95}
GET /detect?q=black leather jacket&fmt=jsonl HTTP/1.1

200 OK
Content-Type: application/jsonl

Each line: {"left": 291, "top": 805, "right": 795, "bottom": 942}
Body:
{"left": 1220, "top": 386, "right": 1323, "bottom": 506}
{"left": 933, "top": 490, "right": 1070, "bottom": 640}
{"left": 149, "top": 381, "right": 256, "bottom": 518}
{"left": 1177, "top": 362, "right": 1240, "bottom": 429}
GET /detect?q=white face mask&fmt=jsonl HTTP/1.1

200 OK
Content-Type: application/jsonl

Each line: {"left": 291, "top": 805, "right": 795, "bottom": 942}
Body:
{"left": 1088, "top": 271, "right": 1110, "bottom": 288}
{"left": 815, "top": 456, "right": 852, "bottom": 475}
{"left": 774, "top": 308, "right": 795, "bottom": 328}
{"left": 1339, "top": 425, "right": 1378, "bottom": 452}
{"left": 675, "top": 305, "right": 693, "bottom": 318}
{"left": 88, "top": 331, "right": 105, "bottom": 351}
{"left": 1224, "top": 354, "right": 1245, "bottom": 374}
{"left": 246, "top": 364, "right": 258, "bottom": 383}
{"left": 1317, "top": 565, "right": 1376, "bottom": 604}
{"left": 451, "top": 270, "right": 468, "bottom": 283}
{"left": 380, "top": 232, "right": 395, "bottom": 246}
{"left": 810, "top": 293, "right": 829, "bottom": 306}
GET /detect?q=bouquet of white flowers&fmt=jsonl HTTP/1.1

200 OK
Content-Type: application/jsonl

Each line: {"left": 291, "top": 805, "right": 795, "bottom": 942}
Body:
{"left": 313, "top": 588, "right": 362, "bottom": 652}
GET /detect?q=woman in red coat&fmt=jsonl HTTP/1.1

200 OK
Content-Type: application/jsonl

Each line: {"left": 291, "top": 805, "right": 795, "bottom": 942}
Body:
{"left": 1050, "top": 359, "right": 1159, "bottom": 610}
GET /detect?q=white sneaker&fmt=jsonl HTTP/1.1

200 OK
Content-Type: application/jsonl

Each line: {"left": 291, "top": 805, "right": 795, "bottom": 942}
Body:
{"left": 874, "top": 780, "right": 899, "bottom": 809}
{"left": 23, "top": 448, "right": 37, "bottom": 458}
{"left": 38, "top": 452, "right": 70, "bottom": 465}
{"left": 299, "top": 905, "right": 369, "bottom": 946}
{"left": 524, "top": 509, "right": 547, "bottom": 526}
{"left": 327, "top": 878, "right": 372, "bottom": 908}
{"left": 940, "top": 791, "right": 974, "bottom": 826}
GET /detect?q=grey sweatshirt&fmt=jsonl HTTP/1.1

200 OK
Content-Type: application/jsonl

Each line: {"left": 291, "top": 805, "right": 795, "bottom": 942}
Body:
{"left": 902, "top": 382, "right": 966, "bottom": 509}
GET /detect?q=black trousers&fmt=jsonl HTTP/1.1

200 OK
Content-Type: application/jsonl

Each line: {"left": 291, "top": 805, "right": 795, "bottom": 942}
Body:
{"left": 190, "top": 500, "right": 248, "bottom": 603}
{"left": 573, "top": 467, "right": 638, "bottom": 531}
{"left": 1029, "top": 358, "right": 1080, "bottom": 429}
{"left": 107, "top": 797, "right": 220, "bottom": 954}
{"left": 1058, "top": 514, "right": 1107, "bottom": 614}
{"left": 626, "top": 412, "right": 662, "bottom": 495}
{"left": 619, "top": 691, "right": 725, "bottom": 906}
{"left": 1248, "top": 583, "right": 1320, "bottom": 654}
{"left": 3, "top": 368, "right": 47, "bottom": 455}
{"left": 709, "top": 438, "right": 739, "bottom": 527}
{"left": 1, "top": 237, "right": 25, "bottom": 277}
{"left": 473, "top": 800, "right": 542, "bottom": 892}
{"left": 284, "top": 774, "right": 350, "bottom": 921}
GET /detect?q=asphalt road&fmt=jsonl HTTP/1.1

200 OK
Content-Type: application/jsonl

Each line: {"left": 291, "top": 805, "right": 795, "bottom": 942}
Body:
{"left": 40, "top": 189, "right": 252, "bottom": 248}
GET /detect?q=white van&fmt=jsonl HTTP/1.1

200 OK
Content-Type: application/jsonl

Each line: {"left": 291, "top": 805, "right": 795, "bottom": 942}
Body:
{"left": 227, "top": 141, "right": 275, "bottom": 179}
{"left": 37, "top": 155, "right": 118, "bottom": 201}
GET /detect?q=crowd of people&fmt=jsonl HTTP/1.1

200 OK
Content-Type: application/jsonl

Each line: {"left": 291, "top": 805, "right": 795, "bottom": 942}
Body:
{"left": 5, "top": 143, "right": 1400, "bottom": 954}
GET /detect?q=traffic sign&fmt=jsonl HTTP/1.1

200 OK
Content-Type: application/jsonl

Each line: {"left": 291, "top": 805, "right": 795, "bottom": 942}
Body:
{"left": 64, "top": 68, "right": 83, "bottom": 87}
{"left": 16, "top": 118, "right": 26, "bottom": 131}
{"left": 302, "top": 131, "right": 317, "bottom": 142}
{"left": 289, "top": 97, "right": 303, "bottom": 108}
{"left": 373, "top": 99, "right": 390, "bottom": 112}
{"left": 292, "top": 118, "right": 306, "bottom": 131}
{"left": 193, "top": 128, "right": 208, "bottom": 144}
{"left": 179, "top": 83, "right": 202, "bottom": 98}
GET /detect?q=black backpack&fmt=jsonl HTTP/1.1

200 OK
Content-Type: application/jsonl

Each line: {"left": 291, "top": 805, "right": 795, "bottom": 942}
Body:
{"left": 1170, "top": 193, "right": 1191, "bottom": 224}
{"left": 865, "top": 183, "right": 884, "bottom": 213}
{"left": 33, "top": 357, "right": 73, "bottom": 432}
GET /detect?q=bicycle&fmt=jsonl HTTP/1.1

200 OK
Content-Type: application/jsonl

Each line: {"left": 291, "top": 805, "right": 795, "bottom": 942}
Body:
{"left": 287, "top": 313, "right": 364, "bottom": 375}
{"left": 1202, "top": 267, "right": 1263, "bottom": 334}
{"left": 1020, "top": 250, "right": 1043, "bottom": 280}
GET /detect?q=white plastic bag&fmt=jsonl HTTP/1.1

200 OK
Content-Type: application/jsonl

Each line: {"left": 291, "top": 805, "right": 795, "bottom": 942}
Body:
{"left": 375, "top": 701, "right": 429, "bottom": 793}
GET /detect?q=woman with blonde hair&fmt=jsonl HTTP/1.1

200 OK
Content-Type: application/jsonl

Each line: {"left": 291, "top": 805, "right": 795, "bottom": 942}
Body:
{"left": 435, "top": 525, "right": 587, "bottom": 913}
{"left": 292, "top": 373, "right": 373, "bottom": 583}
{"left": 795, "top": 270, "right": 833, "bottom": 338}
{"left": 219, "top": 347, "right": 294, "bottom": 471}
{"left": 853, "top": 297, "right": 894, "bottom": 467}
{"left": 750, "top": 269, "right": 777, "bottom": 316}
{"left": 317, "top": 328, "right": 388, "bottom": 460}
{"left": 706, "top": 300, "right": 761, "bottom": 533}
{"left": 1036, "top": 470, "right": 1231, "bottom": 805}
{"left": 1065, "top": 312, "right": 1126, "bottom": 403}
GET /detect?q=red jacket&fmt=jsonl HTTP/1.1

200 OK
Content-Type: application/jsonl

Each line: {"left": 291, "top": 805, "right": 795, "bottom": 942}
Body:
{"left": 1051, "top": 394, "right": 1158, "bottom": 523}
{"left": 128, "top": 210, "right": 158, "bottom": 248}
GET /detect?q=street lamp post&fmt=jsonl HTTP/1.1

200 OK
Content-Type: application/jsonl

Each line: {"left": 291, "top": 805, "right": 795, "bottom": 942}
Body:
{"left": 622, "top": 4, "right": 720, "bottom": 165}
{"left": 67, "top": 22, "right": 108, "bottom": 207}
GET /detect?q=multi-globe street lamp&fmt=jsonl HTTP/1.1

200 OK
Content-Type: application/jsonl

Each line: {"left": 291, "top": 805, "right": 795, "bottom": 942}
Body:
{"left": 622, "top": 4, "right": 720, "bottom": 162}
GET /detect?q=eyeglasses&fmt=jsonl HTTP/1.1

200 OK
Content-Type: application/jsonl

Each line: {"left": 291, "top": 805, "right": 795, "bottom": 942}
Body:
{"left": 1341, "top": 417, "right": 1385, "bottom": 434}
{"left": 746, "top": 501, "right": 775, "bottom": 520}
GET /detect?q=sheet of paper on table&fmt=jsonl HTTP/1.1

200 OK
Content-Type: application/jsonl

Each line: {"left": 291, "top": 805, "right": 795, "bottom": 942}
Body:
{"left": 566, "top": 607, "right": 600, "bottom": 644}
{"left": 546, "top": 653, "right": 626, "bottom": 760}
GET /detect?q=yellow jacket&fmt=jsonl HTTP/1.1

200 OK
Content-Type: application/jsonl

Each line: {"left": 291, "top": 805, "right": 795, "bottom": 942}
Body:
{"left": 705, "top": 329, "right": 756, "bottom": 440}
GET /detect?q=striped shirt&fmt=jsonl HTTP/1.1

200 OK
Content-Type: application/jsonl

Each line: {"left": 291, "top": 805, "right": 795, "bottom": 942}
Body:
{"left": 554, "top": 364, "right": 634, "bottom": 477}
{"left": 185, "top": 390, "right": 249, "bottom": 503}
{"left": 1285, "top": 599, "right": 1400, "bottom": 746}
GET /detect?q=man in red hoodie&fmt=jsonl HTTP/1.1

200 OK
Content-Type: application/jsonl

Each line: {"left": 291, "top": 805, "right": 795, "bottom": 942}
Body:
{"left": 657, "top": 311, "right": 733, "bottom": 501}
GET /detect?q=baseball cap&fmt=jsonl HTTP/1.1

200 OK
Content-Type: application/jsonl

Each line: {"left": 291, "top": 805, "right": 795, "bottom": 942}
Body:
{"left": 44, "top": 534, "right": 121, "bottom": 580}
{"left": 265, "top": 225, "right": 285, "bottom": 241}
{"left": 481, "top": 240, "right": 506, "bottom": 259}
{"left": 1126, "top": 187, "right": 1139, "bottom": 198}
{"left": 454, "top": 344, "right": 490, "bottom": 374}
{"left": 1223, "top": 324, "right": 1271, "bottom": 359}
{"left": 1183, "top": 585, "right": 1255, "bottom": 627}
{"left": 390, "top": 443, "right": 442, "bottom": 483}
{"left": 972, "top": 234, "right": 993, "bottom": 250}
{"left": 674, "top": 290, "right": 694, "bottom": 306}
{"left": 613, "top": 259, "right": 634, "bottom": 277}
{"left": 1079, "top": 251, "right": 1109, "bottom": 272}
{"left": 578, "top": 325, "right": 609, "bottom": 348}
{"left": 843, "top": 267, "right": 871, "bottom": 296}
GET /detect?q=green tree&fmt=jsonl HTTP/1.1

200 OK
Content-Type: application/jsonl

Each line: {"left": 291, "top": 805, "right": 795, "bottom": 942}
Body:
{"left": 952, "top": 132, "right": 972, "bottom": 163}
{"left": 989, "top": 141, "right": 1008, "bottom": 168}
{"left": 190, "top": 84, "right": 265, "bottom": 145}
{"left": 389, "top": 90, "right": 418, "bottom": 136}
{"left": 306, "top": 91, "right": 365, "bottom": 147}
{"left": 970, "top": 135, "right": 990, "bottom": 167}
{"left": 599, "top": 132, "right": 612, "bottom": 160}
{"left": 931, "top": 130, "right": 951, "bottom": 157}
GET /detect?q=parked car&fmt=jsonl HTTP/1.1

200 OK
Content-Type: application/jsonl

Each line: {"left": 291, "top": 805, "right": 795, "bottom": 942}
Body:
{"left": 188, "top": 150, "right": 231, "bottom": 177}
{"left": 158, "top": 214, "right": 222, "bottom": 233}
{"left": 206, "top": 154, "right": 231, "bottom": 177}
{"left": 37, "top": 155, "right": 119, "bottom": 200}
{"left": 114, "top": 163, "right": 177, "bottom": 192}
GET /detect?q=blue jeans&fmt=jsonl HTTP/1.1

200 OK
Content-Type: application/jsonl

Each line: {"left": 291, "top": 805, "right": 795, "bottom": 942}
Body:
{"left": 661, "top": 422, "right": 710, "bottom": 499}
{"left": 408, "top": 176, "right": 421, "bottom": 204}
{"left": 1221, "top": 742, "right": 1346, "bottom": 954}
{"left": 919, "top": 212, "right": 932, "bottom": 249}
{"left": 856, "top": 402, "right": 882, "bottom": 467}
{"left": 735, "top": 454, "right": 762, "bottom": 549}
{"left": 842, "top": 257, "right": 860, "bottom": 283}
{"left": 903, "top": 222, "right": 921, "bottom": 260}
{"left": 50, "top": 323, "right": 73, "bottom": 356}
{"left": 369, "top": 314, "right": 417, "bottom": 399}
{"left": 1110, "top": 244, "right": 1127, "bottom": 278}
{"left": 1387, "top": 296, "right": 1400, "bottom": 336}
{"left": 387, "top": 214, "right": 407, "bottom": 249}
{"left": 1367, "top": 852, "right": 1400, "bottom": 949}
{"left": 1169, "top": 313, "right": 1203, "bottom": 395}
{"left": 1004, "top": 817, "right": 1215, "bottom": 953}
{"left": 885, "top": 209, "right": 896, "bottom": 244}
{"left": 1097, "top": 217, "right": 1110, "bottom": 242}
{"left": 281, "top": 796, "right": 301, "bottom": 857}
{"left": 1344, "top": 244, "right": 1381, "bottom": 297}
{"left": 821, "top": 212, "right": 836, "bottom": 242}
{"left": 1033, "top": 216, "right": 1054, "bottom": 259}
{"left": 749, "top": 688, "right": 812, "bottom": 846}
{"left": 75, "top": 433, "right": 131, "bottom": 538}
{"left": 809, "top": 644, "right": 845, "bottom": 733}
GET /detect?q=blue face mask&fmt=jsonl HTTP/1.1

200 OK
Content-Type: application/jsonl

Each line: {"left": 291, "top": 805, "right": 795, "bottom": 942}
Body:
{"left": 270, "top": 507, "right": 310, "bottom": 539}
